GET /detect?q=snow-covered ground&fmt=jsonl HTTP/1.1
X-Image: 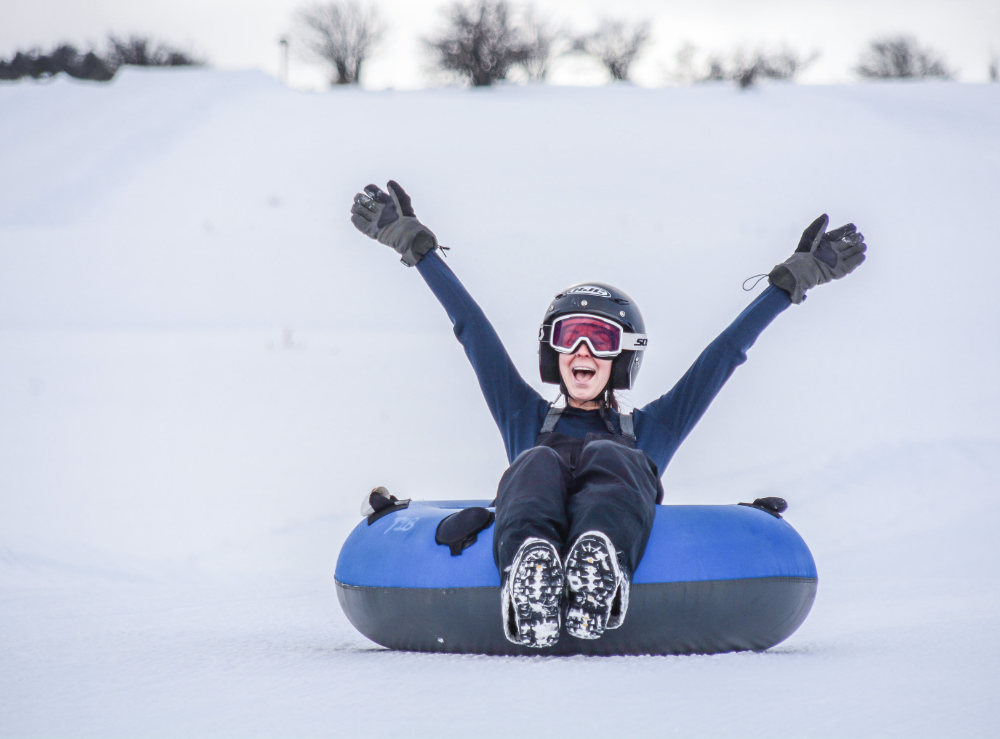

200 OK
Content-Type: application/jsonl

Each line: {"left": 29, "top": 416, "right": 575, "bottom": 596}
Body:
{"left": 1, "top": 69, "right": 998, "bottom": 737}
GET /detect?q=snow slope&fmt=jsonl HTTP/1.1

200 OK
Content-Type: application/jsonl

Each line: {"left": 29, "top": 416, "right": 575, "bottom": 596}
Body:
{"left": 1, "top": 69, "right": 998, "bottom": 737}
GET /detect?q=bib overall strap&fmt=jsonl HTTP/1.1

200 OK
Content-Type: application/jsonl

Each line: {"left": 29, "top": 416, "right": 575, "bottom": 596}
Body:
{"left": 619, "top": 411, "right": 636, "bottom": 441}
{"left": 539, "top": 403, "right": 565, "bottom": 434}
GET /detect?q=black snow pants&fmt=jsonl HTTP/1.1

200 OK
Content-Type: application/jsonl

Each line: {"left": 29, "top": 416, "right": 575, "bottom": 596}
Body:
{"left": 493, "top": 430, "right": 662, "bottom": 578}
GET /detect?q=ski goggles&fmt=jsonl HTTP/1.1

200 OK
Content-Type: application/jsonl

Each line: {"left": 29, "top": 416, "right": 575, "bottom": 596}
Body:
{"left": 544, "top": 314, "right": 648, "bottom": 358}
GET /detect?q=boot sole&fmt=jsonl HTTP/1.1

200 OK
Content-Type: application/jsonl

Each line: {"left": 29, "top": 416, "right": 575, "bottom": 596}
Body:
{"left": 564, "top": 532, "right": 620, "bottom": 640}
{"left": 505, "top": 540, "right": 564, "bottom": 648}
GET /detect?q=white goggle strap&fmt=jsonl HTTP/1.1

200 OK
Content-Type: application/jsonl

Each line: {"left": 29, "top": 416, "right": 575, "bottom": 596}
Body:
{"left": 621, "top": 332, "right": 648, "bottom": 351}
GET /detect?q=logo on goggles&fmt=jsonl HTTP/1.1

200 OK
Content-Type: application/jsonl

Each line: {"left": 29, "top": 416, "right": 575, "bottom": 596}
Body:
{"left": 565, "top": 285, "right": 611, "bottom": 298}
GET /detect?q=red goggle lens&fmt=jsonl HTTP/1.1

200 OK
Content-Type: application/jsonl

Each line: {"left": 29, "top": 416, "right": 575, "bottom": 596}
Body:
{"left": 551, "top": 316, "right": 622, "bottom": 354}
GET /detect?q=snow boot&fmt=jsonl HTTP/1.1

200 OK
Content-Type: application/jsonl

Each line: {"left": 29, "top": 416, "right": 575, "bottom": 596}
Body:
{"left": 564, "top": 531, "right": 630, "bottom": 640}
{"left": 501, "top": 538, "right": 564, "bottom": 648}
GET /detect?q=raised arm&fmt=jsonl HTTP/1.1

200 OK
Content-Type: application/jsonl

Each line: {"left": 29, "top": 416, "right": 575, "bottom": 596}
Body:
{"left": 350, "top": 181, "right": 545, "bottom": 461}
{"left": 637, "top": 214, "right": 867, "bottom": 471}
{"left": 416, "top": 252, "right": 545, "bottom": 452}
{"left": 637, "top": 284, "right": 790, "bottom": 468}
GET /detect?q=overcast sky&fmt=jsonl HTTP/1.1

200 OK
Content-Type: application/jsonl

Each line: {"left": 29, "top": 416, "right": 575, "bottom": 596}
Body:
{"left": 3, "top": 0, "right": 998, "bottom": 88}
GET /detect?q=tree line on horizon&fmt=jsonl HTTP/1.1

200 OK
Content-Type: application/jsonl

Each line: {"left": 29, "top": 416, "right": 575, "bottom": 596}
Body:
{"left": 289, "top": 0, "right": 987, "bottom": 89}
{"left": 0, "top": 35, "right": 202, "bottom": 82}
{"left": 3, "top": 1, "right": 995, "bottom": 88}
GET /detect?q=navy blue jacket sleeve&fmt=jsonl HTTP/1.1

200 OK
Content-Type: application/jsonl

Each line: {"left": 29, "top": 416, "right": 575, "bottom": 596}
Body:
{"left": 416, "top": 251, "right": 547, "bottom": 462}
{"left": 635, "top": 285, "right": 791, "bottom": 473}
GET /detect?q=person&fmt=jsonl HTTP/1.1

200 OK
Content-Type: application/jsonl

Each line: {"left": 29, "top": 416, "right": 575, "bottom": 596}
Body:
{"left": 350, "top": 181, "right": 867, "bottom": 649}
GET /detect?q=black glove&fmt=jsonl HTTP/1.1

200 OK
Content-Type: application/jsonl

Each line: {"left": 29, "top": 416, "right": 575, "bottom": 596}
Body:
{"left": 769, "top": 215, "right": 867, "bottom": 303}
{"left": 350, "top": 181, "right": 437, "bottom": 267}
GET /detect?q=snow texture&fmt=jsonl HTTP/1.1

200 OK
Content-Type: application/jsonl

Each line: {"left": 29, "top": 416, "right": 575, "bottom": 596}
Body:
{"left": 1, "top": 68, "right": 998, "bottom": 737}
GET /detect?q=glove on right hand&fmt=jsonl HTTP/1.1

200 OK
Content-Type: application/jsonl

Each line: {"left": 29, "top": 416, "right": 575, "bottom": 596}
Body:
{"left": 768, "top": 214, "right": 867, "bottom": 304}
{"left": 350, "top": 181, "right": 437, "bottom": 267}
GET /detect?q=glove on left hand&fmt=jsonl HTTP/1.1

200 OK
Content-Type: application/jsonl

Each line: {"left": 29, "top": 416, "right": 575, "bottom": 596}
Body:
{"left": 769, "top": 214, "right": 867, "bottom": 304}
{"left": 350, "top": 181, "right": 437, "bottom": 267}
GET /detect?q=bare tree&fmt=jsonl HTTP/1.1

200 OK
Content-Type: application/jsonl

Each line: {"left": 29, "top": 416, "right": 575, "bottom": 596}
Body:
{"left": 293, "top": 1, "right": 385, "bottom": 85}
{"left": 855, "top": 35, "right": 952, "bottom": 79}
{"left": 517, "top": 6, "right": 560, "bottom": 81}
{"left": 672, "top": 44, "right": 815, "bottom": 88}
{"left": 700, "top": 56, "right": 727, "bottom": 82}
{"left": 989, "top": 53, "right": 998, "bottom": 83}
{"left": 425, "top": 1, "right": 537, "bottom": 87}
{"left": 572, "top": 19, "right": 650, "bottom": 82}
{"left": 730, "top": 47, "right": 818, "bottom": 88}
{"left": 672, "top": 42, "right": 722, "bottom": 84}
{"left": 106, "top": 34, "right": 204, "bottom": 68}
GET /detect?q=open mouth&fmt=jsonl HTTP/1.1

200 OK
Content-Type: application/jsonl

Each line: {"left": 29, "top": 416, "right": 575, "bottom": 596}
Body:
{"left": 572, "top": 366, "right": 596, "bottom": 382}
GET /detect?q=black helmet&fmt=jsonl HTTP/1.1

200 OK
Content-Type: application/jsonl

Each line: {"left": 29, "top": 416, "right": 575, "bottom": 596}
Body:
{"left": 538, "top": 282, "right": 647, "bottom": 390}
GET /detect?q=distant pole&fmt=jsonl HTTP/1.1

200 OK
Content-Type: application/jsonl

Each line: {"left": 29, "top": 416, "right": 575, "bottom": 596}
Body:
{"left": 279, "top": 36, "right": 289, "bottom": 84}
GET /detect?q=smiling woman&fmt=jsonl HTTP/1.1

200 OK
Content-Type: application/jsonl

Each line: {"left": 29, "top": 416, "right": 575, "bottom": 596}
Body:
{"left": 558, "top": 345, "right": 611, "bottom": 409}
{"left": 348, "top": 180, "right": 866, "bottom": 651}
{"left": 543, "top": 294, "right": 648, "bottom": 412}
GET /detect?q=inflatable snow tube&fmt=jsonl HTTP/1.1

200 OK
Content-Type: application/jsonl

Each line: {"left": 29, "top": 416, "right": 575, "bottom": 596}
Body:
{"left": 335, "top": 501, "right": 817, "bottom": 656}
